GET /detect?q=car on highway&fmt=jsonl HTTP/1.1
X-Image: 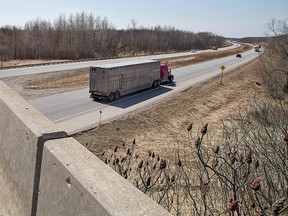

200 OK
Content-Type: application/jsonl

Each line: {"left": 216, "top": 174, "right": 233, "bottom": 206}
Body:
{"left": 236, "top": 53, "right": 242, "bottom": 58}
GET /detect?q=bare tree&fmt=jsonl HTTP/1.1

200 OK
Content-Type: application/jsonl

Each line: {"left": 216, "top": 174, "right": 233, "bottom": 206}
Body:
{"left": 262, "top": 18, "right": 288, "bottom": 95}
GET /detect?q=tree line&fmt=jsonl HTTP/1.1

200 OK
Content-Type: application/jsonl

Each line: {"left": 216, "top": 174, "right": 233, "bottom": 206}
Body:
{"left": 0, "top": 12, "right": 226, "bottom": 60}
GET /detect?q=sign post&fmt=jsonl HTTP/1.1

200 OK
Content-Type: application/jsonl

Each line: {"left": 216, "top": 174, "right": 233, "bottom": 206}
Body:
{"left": 99, "top": 110, "right": 102, "bottom": 126}
{"left": 220, "top": 65, "right": 226, "bottom": 85}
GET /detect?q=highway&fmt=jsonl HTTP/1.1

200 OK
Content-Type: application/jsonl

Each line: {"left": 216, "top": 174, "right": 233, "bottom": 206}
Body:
{"left": 28, "top": 48, "right": 259, "bottom": 135}
{"left": 0, "top": 43, "right": 238, "bottom": 78}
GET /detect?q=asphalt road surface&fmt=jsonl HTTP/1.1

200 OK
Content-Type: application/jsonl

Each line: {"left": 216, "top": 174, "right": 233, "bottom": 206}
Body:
{"left": 0, "top": 43, "right": 239, "bottom": 78}
{"left": 29, "top": 48, "right": 259, "bottom": 135}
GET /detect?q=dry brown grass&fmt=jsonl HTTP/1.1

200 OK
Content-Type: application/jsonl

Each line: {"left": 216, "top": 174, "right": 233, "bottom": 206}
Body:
{"left": 1, "top": 59, "right": 69, "bottom": 67}
{"left": 24, "top": 44, "right": 251, "bottom": 89}
{"left": 161, "top": 43, "right": 251, "bottom": 68}
{"left": 25, "top": 69, "right": 89, "bottom": 89}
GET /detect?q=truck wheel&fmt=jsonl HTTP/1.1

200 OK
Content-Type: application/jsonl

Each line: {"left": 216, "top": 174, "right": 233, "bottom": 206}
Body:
{"left": 108, "top": 92, "right": 115, "bottom": 102}
{"left": 152, "top": 81, "right": 157, "bottom": 88}
{"left": 157, "top": 80, "right": 161, "bottom": 86}
{"left": 114, "top": 91, "right": 120, "bottom": 100}
{"left": 168, "top": 75, "right": 174, "bottom": 82}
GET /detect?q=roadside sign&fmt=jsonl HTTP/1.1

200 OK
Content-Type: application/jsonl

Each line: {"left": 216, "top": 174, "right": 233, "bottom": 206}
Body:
{"left": 220, "top": 65, "right": 225, "bottom": 85}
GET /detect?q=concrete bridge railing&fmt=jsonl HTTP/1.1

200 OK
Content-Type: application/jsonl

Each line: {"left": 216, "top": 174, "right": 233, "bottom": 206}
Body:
{"left": 0, "top": 80, "right": 170, "bottom": 216}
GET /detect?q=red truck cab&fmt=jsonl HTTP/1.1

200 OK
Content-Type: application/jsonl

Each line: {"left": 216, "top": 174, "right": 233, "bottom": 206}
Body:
{"left": 160, "top": 64, "right": 174, "bottom": 83}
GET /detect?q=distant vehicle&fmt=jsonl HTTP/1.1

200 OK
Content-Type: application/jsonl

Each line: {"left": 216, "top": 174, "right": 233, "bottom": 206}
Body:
{"left": 212, "top": 47, "right": 218, "bottom": 50}
{"left": 236, "top": 53, "right": 242, "bottom": 58}
{"left": 254, "top": 45, "right": 260, "bottom": 52}
{"left": 89, "top": 60, "right": 174, "bottom": 101}
{"left": 191, "top": 49, "right": 197, "bottom": 53}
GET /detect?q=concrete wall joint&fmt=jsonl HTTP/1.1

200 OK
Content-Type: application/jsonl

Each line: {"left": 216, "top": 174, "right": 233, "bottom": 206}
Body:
{"left": 31, "top": 131, "right": 67, "bottom": 216}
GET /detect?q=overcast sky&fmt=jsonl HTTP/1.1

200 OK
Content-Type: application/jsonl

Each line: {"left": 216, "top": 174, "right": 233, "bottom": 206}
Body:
{"left": 1, "top": 0, "right": 287, "bottom": 38}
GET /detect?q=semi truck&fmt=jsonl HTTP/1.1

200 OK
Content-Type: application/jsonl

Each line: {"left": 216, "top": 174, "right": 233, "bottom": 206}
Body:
{"left": 89, "top": 60, "right": 174, "bottom": 101}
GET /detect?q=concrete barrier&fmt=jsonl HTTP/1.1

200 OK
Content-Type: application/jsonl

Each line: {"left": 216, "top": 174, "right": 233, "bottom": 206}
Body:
{"left": 0, "top": 81, "right": 67, "bottom": 216}
{"left": 0, "top": 80, "right": 170, "bottom": 215}
{"left": 37, "top": 138, "right": 169, "bottom": 215}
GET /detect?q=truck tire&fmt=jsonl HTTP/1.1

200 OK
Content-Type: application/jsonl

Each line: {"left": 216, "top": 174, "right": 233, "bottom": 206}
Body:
{"left": 152, "top": 81, "right": 157, "bottom": 88}
{"left": 157, "top": 80, "right": 161, "bottom": 86}
{"left": 108, "top": 92, "right": 115, "bottom": 102}
{"left": 168, "top": 75, "right": 174, "bottom": 82}
{"left": 114, "top": 90, "right": 120, "bottom": 100}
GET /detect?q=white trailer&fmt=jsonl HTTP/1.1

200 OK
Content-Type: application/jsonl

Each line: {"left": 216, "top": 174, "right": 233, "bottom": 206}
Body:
{"left": 89, "top": 60, "right": 161, "bottom": 101}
